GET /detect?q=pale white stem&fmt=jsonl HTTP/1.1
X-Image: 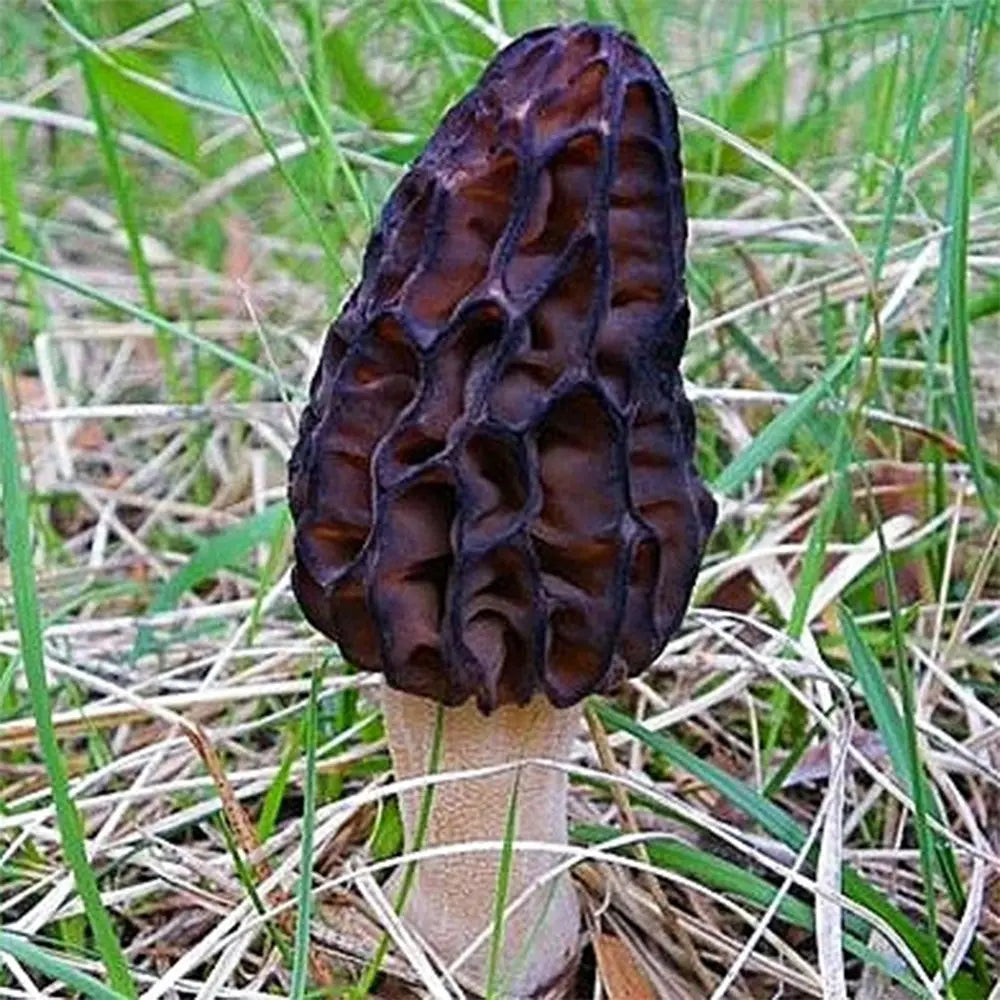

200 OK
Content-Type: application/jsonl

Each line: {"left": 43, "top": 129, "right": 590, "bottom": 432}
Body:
{"left": 382, "top": 687, "right": 581, "bottom": 999}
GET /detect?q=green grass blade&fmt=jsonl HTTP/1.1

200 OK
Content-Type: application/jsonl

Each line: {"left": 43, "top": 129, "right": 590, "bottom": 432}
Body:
{"left": 944, "top": 0, "right": 998, "bottom": 523}
{"left": 0, "top": 652, "right": 19, "bottom": 714}
{"left": 765, "top": 431, "right": 849, "bottom": 765}
{"left": 838, "top": 606, "right": 913, "bottom": 795}
{"left": 0, "top": 127, "right": 43, "bottom": 331}
{"left": 485, "top": 769, "right": 520, "bottom": 999}
{"left": 75, "top": 52, "right": 157, "bottom": 317}
{"left": 57, "top": 0, "right": 180, "bottom": 397}
{"left": 216, "top": 814, "right": 293, "bottom": 966}
{"left": 150, "top": 504, "right": 287, "bottom": 617}
{"left": 289, "top": 668, "right": 321, "bottom": 1000}
{"left": 88, "top": 52, "right": 198, "bottom": 163}
{"left": 575, "top": 822, "right": 816, "bottom": 925}
{"left": 871, "top": 1, "right": 952, "bottom": 283}
{"left": 257, "top": 726, "right": 302, "bottom": 843}
{"left": 840, "top": 602, "right": 980, "bottom": 982}
{"left": 714, "top": 373, "right": 834, "bottom": 496}
{"left": 325, "top": 19, "right": 403, "bottom": 132}
{"left": 0, "top": 379, "right": 138, "bottom": 999}
{"left": 839, "top": 608, "right": 914, "bottom": 791}
{"left": 595, "top": 701, "right": 805, "bottom": 847}
{"left": 132, "top": 503, "right": 288, "bottom": 658}
{"left": 304, "top": 0, "right": 372, "bottom": 226}
{"left": 0, "top": 932, "right": 131, "bottom": 1000}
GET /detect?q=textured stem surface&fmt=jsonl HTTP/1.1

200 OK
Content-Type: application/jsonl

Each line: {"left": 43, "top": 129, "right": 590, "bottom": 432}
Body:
{"left": 382, "top": 687, "right": 581, "bottom": 998}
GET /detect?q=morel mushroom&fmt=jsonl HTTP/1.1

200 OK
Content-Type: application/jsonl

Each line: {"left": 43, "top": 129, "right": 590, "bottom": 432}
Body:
{"left": 288, "top": 22, "right": 716, "bottom": 999}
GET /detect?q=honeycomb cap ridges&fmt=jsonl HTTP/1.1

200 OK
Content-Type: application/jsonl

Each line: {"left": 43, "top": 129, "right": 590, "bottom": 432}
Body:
{"left": 289, "top": 22, "right": 717, "bottom": 712}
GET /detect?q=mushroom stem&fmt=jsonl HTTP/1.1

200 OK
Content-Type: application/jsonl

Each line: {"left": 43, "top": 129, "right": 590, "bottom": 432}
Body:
{"left": 381, "top": 686, "right": 581, "bottom": 999}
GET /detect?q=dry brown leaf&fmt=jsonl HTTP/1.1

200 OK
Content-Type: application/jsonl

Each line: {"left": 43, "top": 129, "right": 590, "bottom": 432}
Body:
{"left": 593, "top": 933, "right": 658, "bottom": 1000}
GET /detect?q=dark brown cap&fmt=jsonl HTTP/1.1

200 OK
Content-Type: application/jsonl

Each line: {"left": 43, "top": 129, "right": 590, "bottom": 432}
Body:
{"left": 288, "top": 23, "right": 717, "bottom": 712}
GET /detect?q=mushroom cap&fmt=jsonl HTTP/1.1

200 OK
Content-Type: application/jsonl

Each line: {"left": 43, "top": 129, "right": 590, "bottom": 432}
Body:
{"left": 288, "top": 23, "right": 717, "bottom": 712}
